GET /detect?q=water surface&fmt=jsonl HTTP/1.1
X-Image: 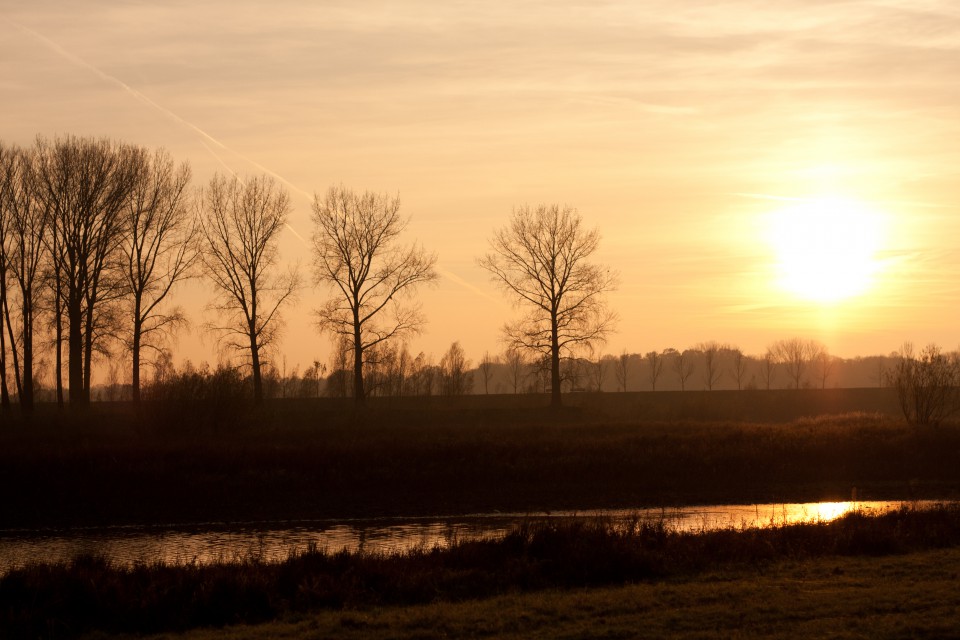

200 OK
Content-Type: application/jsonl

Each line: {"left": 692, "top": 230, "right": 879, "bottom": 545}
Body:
{"left": 0, "top": 500, "right": 934, "bottom": 574}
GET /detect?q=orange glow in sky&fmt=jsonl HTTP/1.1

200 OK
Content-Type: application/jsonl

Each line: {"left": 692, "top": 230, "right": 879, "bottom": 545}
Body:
{"left": 2, "top": 1, "right": 959, "bottom": 376}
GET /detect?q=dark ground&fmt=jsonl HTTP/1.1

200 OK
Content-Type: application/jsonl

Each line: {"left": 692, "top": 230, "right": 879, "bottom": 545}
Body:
{"left": 0, "top": 388, "right": 955, "bottom": 531}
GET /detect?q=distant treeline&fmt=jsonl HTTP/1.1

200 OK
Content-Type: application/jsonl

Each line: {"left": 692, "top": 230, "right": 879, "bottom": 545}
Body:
{"left": 82, "top": 339, "right": 899, "bottom": 403}
{"left": 0, "top": 134, "right": 934, "bottom": 415}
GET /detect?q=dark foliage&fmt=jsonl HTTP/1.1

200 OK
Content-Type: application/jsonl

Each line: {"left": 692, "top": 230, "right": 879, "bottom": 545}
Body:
{"left": 141, "top": 364, "right": 254, "bottom": 433}
{"left": 3, "top": 505, "right": 960, "bottom": 637}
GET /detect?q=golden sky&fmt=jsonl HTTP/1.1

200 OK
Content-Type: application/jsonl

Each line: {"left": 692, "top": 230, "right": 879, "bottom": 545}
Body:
{"left": 2, "top": 0, "right": 959, "bottom": 371}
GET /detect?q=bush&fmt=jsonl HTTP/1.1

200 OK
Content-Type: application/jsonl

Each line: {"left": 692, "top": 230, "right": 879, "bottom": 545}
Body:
{"left": 887, "top": 343, "right": 960, "bottom": 425}
{"left": 142, "top": 363, "right": 254, "bottom": 433}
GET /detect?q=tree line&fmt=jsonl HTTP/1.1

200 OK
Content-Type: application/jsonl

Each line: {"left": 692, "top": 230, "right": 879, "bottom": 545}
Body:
{"left": 2, "top": 135, "right": 955, "bottom": 418}
{"left": 1, "top": 135, "right": 618, "bottom": 413}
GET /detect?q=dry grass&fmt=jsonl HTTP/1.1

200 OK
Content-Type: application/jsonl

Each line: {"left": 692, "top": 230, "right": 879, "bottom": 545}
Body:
{"left": 6, "top": 504, "right": 960, "bottom": 638}
{"left": 133, "top": 547, "right": 960, "bottom": 640}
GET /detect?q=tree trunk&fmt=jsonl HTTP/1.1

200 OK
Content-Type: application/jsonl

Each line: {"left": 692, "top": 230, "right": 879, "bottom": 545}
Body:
{"left": 550, "top": 315, "right": 561, "bottom": 407}
{"left": 20, "top": 293, "right": 33, "bottom": 413}
{"left": 353, "top": 320, "right": 365, "bottom": 405}
{"left": 55, "top": 286, "right": 64, "bottom": 410}
{"left": 83, "top": 297, "right": 95, "bottom": 406}
{"left": 250, "top": 324, "right": 263, "bottom": 404}
{"left": 4, "top": 290, "right": 24, "bottom": 401}
{"left": 68, "top": 296, "right": 85, "bottom": 407}
{"left": 131, "top": 298, "right": 142, "bottom": 404}
{"left": 0, "top": 290, "right": 9, "bottom": 414}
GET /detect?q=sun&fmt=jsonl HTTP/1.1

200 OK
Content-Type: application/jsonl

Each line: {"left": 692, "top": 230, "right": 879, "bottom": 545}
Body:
{"left": 767, "top": 196, "right": 886, "bottom": 303}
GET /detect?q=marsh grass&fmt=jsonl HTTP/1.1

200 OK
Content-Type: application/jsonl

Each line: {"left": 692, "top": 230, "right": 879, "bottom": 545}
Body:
{"left": 4, "top": 504, "right": 960, "bottom": 637}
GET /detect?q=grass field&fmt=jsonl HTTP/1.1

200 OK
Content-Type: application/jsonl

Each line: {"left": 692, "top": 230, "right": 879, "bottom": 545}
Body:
{"left": 141, "top": 548, "right": 960, "bottom": 640}
{"left": 3, "top": 392, "right": 960, "bottom": 638}
{"left": 5, "top": 505, "right": 960, "bottom": 638}
{"left": 0, "top": 395, "right": 955, "bottom": 529}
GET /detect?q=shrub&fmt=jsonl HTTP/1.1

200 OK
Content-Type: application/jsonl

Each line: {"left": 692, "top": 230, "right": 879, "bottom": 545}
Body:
{"left": 887, "top": 343, "right": 960, "bottom": 425}
{"left": 142, "top": 363, "right": 253, "bottom": 433}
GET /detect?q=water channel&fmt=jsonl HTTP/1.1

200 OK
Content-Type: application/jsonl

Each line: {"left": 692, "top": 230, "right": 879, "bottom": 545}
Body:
{"left": 0, "top": 500, "right": 937, "bottom": 574}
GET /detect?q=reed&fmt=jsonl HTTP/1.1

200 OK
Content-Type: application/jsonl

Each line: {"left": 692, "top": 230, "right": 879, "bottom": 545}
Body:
{"left": 3, "top": 503, "right": 960, "bottom": 637}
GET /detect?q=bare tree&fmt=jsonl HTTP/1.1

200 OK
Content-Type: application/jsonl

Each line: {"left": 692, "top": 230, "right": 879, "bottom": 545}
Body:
{"left": 614, "top": 349, "right": 630, "bottom": 392}
{"left": 440, "top": 341, "right": 472, "bottom": 396}
{"left": 326, "top": 335, "right": 352, "bottom": 398}
{"left": 503, "top": 346, "right": 527, "bottom": 394}
{"left": 761, "top": 349, "right": 777, "bottom": 390}
{"left": 697, "top": 341, "right": 725, "bottom": 391}
{"left": 589, "top": 353, "right": 611, "bottom": 392}
{"left": 888, "top": 343, "right": 960, "bottom": 425}
{"left": 478, "top": 351, "right": 498, "bottom": 394}
{"left": 480, "top": 204, "right": 617, "bottom": 407}
{"left": 812, "top": 345, "right": 835, "bottom": 389}
{"left": 645, "top": 350, "right": 664, "bottom": 391}
{"left": 770, "top": 337, "right": 820, "bottom": 389}
{"left": 122, "top": 148, "right": 197, "bottom": 403}
{"left": 199, "top": 173, "right": 300, "bottom": 404}
{"left": 1, "top": 144, "right": 47, "bottom": 413}
{"left": 0, "top": 143, "right": 14, "bottom": 412}
{"left": 673, "top": 348, "right": 696, "bottom": 391}
{"left": 312, "top": 186, "right": 437, "bottom": 405}
{"left": 727, "top": 346, "right": 747, "bottom": 390}
{"left": 34, "top": 135, "right": 139, "bottom": 408}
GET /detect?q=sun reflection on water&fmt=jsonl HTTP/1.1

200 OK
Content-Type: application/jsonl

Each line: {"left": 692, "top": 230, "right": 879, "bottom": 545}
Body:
{"left": 0, "top": 500, "right": 937, "bottom": 574}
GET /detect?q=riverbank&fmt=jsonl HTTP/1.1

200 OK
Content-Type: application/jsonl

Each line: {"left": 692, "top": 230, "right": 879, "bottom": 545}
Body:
{"left": 4, "top": 504, "right": 960, "bottom": 638}
{"left": 151, "top": 547, "right": 960, "bottom": 640}
{"left": 1, "top": 409, "right": 958, "bottom": 530}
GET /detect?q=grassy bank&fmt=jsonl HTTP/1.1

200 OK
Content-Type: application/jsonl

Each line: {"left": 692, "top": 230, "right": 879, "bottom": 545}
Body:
{"left": 151, "top": 548, "right": 960, "bottom": 640}
{"left": 4, "top": 504, "right": 960, "bottom": 638}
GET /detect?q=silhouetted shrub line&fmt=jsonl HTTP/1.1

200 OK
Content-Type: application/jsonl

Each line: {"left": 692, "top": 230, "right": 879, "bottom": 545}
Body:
{"left": 3, "top": 504, "right": 960, "bottom": 637}
{"left": 3, "top": 411, "right": 960, "bottom": 530}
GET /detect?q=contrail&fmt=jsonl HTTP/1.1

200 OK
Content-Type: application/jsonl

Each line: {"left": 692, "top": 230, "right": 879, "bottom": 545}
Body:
{"left": 6, "top": 17, "right": 502, "bottom": 303}
{"left": 5, "top": 16, "right": 317, "bottom": 249}
{"left": 436, "top": 267, "right": 507, "bottom": 307}
{"left": 3, "top": 17, "right": 314, "bottom": 203}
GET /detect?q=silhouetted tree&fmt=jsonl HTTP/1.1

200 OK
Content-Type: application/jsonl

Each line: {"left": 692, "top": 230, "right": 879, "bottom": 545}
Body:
{"left": 645, "top": 350, "right": 664, "bottom": 391}
{"left": 199, "top": 173, "right": 300, "bottom": 404}
{"left": 35, "top": 135, "right": 139, "bottom": 408}
{"left": 0, "top": 143, "right": 14, "bottom": 412}
{"left": 122, "top": 148, "right": 197, "bottom": 403}
{"left": 614, "top": 349, "right": 630, "bottom": 392}
{"left": 0, "top": 144, "right": 46, "bottom": 413}
{"left": 888, "top": 343, "right": 960, "bottom": 425}
{"left": 478, "top": 351, "right": 497, "bottom": 394}
{"left": 503, "top": 346, "right": 527, "bottom": 394}
{"left": 672, "top": 348, "right": 696, "bottom": 391}
{"left": 480, "top": 204, "right": 617, "bottom": 407}
{"left": 813, "top": 346, "right": 835, "bottom": 389}
{"left": 589, "top": 353, "right": 611, "bottom": 392}
{"left": 761, "top": 349, "right": 777, "bottom": 390}
{"left": 312, "top": 186, "right": 437, "bottom": 406}
{"left": 771, "top": 337, "right": 820, "bottom": 389}
{"left": 408, "top": 351, "right": 436, "bottom": 396}
{"left": 440, "top": 341, "right": 472, "bottom": 395}
{"left": 727, "top": 346, "right": 747, "bottom": 390}
{"left": 697, "top": 341, "right": 725, "bottom": 391}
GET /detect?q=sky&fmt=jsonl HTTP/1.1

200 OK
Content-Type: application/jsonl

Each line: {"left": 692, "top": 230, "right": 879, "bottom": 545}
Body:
{"left": 2, "top": 0, "right": 959, "bottom": 375}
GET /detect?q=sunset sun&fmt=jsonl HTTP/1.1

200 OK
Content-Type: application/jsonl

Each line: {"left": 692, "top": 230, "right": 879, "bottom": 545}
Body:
{"left": 767, "top": 196, "right": 886, "bottom": 304}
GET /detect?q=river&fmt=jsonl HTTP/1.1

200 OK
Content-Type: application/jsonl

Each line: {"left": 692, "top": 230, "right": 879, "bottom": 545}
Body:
{"left": 0, "top": 500, "right": 935, "bottom": 574}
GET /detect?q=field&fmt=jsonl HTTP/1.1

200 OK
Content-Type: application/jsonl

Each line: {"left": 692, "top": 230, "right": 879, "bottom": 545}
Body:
{"left": 145, "top": 547, "right": 960, "bottom": 640}
{"left": 2, "top": 388, "right": 960, "bottom": 638}
{"left": 5, "top": 505, "right": 960, "bottom": 637}
{"left": 0, "top": 388, "right": 952, "bottom": 530}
